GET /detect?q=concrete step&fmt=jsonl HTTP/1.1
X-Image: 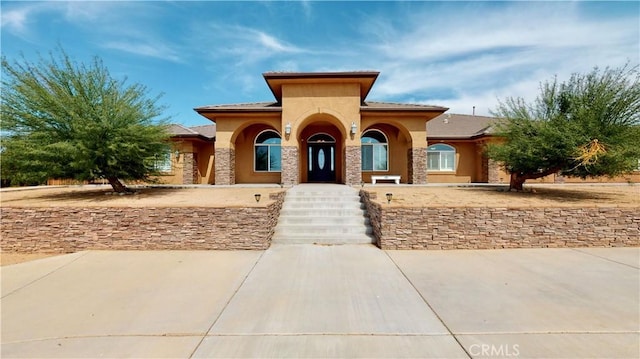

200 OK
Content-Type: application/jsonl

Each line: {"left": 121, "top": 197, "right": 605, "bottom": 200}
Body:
{"left": 278, "top": 208, "right": 368, "bottom": 217}
{"left": 272, "top": 184, "right": 374, "bottom": 246}
{"left": 281, "top": 202, "right": 366, "bottom": 210}
{"left": 272, "top": 233, "right": 375, "bottom": 245}
{"left": 277, "top": 216, "right": 371, "bottom": 226}
{"left": 274, "top": 224, "right": 373, "bottom": 235}
{"left": 284, "top": 196, "right": 361, "bottom": 203}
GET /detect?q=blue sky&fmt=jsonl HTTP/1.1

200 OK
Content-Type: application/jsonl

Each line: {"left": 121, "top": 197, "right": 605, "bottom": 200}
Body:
{"left": 2, "top": 1, "right": 638, "bottom": 127}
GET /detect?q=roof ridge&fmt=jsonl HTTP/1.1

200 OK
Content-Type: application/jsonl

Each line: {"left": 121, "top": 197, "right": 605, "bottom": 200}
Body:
{"left": 205, "top": 101, "right": 278, "bottom": 107}
{"left": 365, "top": 100, "right": 443, "bottom": 107}
{"left": 189, "top": 124, "right": 216, "bottom": 128}
{"left": 169, "top": 123, "right": 199, "bottom": 135}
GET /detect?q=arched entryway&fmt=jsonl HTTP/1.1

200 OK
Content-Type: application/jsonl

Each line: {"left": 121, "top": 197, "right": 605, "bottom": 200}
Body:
{"left": 298, "top": 119, "right": 345, "bottom": 183}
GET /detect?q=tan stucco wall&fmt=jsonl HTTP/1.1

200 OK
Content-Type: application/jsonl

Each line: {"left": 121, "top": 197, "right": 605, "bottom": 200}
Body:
{"left": 159, "top": 140, "right": 215, "bottom": 185}
{"left": 194, "top": 142, "right": 215, "bottom": 184}
{"left": 359, "top": 122, "right": 411, "bottom": 184}
{"left": 153, "top": 141, "right": 188, "bottom": 185}
{"left": 426, "top": 141, "right": 482, "bottom": 183}
{"left": 235, "top": 123, "right": 282, "bottom": 184}
{"left": 281, "top": 83, "right": 360, "bottom": 148}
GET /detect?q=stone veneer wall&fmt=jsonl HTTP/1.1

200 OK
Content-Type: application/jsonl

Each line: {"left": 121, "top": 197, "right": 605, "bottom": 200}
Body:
{"left": 345, "top": 146, "right": 362, "bottom": 186}
{"left": 1, "top": 192, "right": 286, "bottom": 253}
{"left": 281, "top": 146, "right": 299, "bottom": 185}
{"left": 487, "top": 159, "right": 502, "bottom": 184}
{"left": 409, "top": 147, "right": 428, "bottom": 184}
{"left": 214, "top": 147, "right": 235, "bottom": 185}
{"left": 360, "top": 190, "right": 639, "bottom": 250}
{"left": 182, "top": 153, "right": 195, "bottom": 185}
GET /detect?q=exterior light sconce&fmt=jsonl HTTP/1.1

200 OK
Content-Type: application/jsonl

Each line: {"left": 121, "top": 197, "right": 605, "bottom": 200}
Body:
{"left": 284, "top": 122, "right": 292, "bottom": 135}
{"left": 350, "top": 122, "right": 357, "bottom": 135}
{"left": 174, "top": 150, "right": 180, "bottom": 161}
{"left": 254, "top": 193, "right": 261, "bottom": 203}
{"left": 386, "top": 193, "right": 393, "bottom": 204}
{"left": 361, "top": 181, "right": 365, "bottom": 188}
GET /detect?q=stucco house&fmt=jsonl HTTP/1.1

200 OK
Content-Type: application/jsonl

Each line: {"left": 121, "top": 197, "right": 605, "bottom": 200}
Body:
{"left": 163, "top": 71, "right": 639, "bottom": 186}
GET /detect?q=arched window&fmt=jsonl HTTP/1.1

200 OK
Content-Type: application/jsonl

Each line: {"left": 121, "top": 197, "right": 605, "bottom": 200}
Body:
{"left": 255, "top": 130, "right": 281, "bottom": 172}
{"left": 361, "top": 130, "right": 388, "bottom": 171}
{"left": 427, "top": 143, "right": 455, "bottom": 171}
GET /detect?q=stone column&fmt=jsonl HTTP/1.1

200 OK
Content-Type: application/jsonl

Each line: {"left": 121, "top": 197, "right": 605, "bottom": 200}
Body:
{"left": 214, "top": 147, "right": 235, "bottom": 185}
{"left": 409, "top": 147, "right": 427, "bottom": 184}
{"left": 281, "top": 146, "right": 299, "bottom": 186}
{"left": 182, "top": 152, "right": 194, "bottom": 185}
{"left": 488, "top": 159, "right": 501, "bottom": 184}
{"left": 345, "top": 146, "right": 362, "bottom": 186}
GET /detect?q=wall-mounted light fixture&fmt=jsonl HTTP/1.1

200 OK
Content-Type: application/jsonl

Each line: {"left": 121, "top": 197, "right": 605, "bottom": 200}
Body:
{"left": 174, "top": 150, "right": 181, "bottom": 161}
{"left": 254, "top": 193, "right": 261, "bottom": 203}
{"left": 285, "top": 122, "right": 292, "bottom": 135}
{"left": 386, "top": 193, "right": 393, "bottom": 204}
{"left": 350, "top": 122, "right": 357, "bottom": 135}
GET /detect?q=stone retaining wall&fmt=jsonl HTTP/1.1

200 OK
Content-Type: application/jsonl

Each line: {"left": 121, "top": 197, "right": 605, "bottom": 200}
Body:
{"left": 1, "top": 192, "right": 285, "bottom": 253}
{"left": 360, "top": 190, "right": 640, "bottom": 250}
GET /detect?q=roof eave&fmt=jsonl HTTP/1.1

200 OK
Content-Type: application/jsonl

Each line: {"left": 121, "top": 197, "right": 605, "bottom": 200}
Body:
{"left": 427, "top": 133, "right": 494, "bottom": 140}
{"left": 263, "top": 71, "right": 380, "bottom": 102}
{"left": 194, "top": 107, "right": 283, "bottom": 114}
{"left": 170, "top": 134, "right": 215, "bottom": 142}
{"left": 361, "top": 107, "right": 449, "bottom": 113}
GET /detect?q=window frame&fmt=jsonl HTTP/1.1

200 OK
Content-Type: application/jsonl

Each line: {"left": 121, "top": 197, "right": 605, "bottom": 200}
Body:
{"left": 427, "top": 143, "right": 456, "bottom": 172}
{"left": 152, "top": 149, "right": 172, "bottom": 173}
{"left": 361, "top": 129, "right": 389, "bottom": 172}
{"left": 254, "top": 130, "right": 282, "bottom": 172}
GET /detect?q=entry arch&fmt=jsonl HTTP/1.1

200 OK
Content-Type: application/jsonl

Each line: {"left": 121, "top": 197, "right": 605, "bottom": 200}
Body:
{"left": 298, "top": 115, "right": 345, "bottom": 183}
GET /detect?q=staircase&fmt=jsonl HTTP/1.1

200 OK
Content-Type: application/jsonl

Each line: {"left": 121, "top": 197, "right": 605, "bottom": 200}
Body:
{"left": 271, "top": 184, "right": 375, "bottom": 245}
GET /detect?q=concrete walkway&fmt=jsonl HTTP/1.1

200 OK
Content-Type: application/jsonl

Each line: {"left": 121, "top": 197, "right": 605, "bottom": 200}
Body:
{"left": 1, "top": 247, "right": 638, "bottom": 358}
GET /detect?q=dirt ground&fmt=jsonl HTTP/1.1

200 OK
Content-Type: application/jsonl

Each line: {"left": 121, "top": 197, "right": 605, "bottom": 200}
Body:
{"left": 365, "top": 184, "right": 640, "bottom": 207}
{"left": 0, "top": 185, "right": 286, "bottom": 208}
{"left": 2, "top": 183, "right": 638, "bottom": 266}
{"left": 2, "top": 184, "right": 638, "bottom": 209}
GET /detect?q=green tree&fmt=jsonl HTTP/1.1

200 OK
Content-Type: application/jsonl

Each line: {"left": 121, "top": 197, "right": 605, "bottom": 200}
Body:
{"left": 1, "top": 48, "right": 170, "bottom": 192}
{"left": 487, "top": 64, "right": 640, "bottom": 191}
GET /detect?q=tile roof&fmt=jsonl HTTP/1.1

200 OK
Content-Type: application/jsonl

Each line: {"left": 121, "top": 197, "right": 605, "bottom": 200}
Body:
{"left": 427, "top": 113, "right": 497, "bottom": 139}
{"left": 167, "top": 124, "right": 200, "bottom": 136}
{"left": 194, "top": 102, "right": 282, "bottom": 113}
{"left": 189, "top": 125, "right": 216, "bottom": 139}
{"left": 362, "top": 101, "right": 448, "bottom": 112}
{"left": 167, "top": 124, "right": 214, "bottom": 141}
{"left": 181, "top": 111, "right": 499, "bottom": 141}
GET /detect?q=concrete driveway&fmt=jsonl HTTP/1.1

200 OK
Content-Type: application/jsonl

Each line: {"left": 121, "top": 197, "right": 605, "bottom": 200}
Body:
{"left": 1, "top": 246, "right": 638, "bottom": 358}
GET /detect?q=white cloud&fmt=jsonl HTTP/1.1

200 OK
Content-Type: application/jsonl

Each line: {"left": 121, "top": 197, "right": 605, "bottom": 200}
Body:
{"left": 255, "top": 31, "right": 302, "bottom": 53}
{"left": 357, "top": 2, "right": 639, "bottom": 115}
{"left": 102, "top": 41, "right": 183, "bottom": 63}
{"left": 0, "top": 6, "right": 30, "bottom": 34}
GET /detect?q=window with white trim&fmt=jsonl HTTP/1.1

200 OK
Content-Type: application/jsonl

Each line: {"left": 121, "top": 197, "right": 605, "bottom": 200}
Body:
{"left": 255, "top": 130, "right": 281, "bottom": 172}
{"left": 361, "top": 130, "right": 388, "bottom": 171}
{"left": 427, "top": 143, "right": 455, "bottom": 171}
{"left": 153, "top": 149, "right": 172, "bottom": 173}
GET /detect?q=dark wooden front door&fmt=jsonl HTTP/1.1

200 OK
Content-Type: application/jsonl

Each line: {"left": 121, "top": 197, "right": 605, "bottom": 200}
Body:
{"left": 308, "top": 143, "right": 335, "bottom": 182}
